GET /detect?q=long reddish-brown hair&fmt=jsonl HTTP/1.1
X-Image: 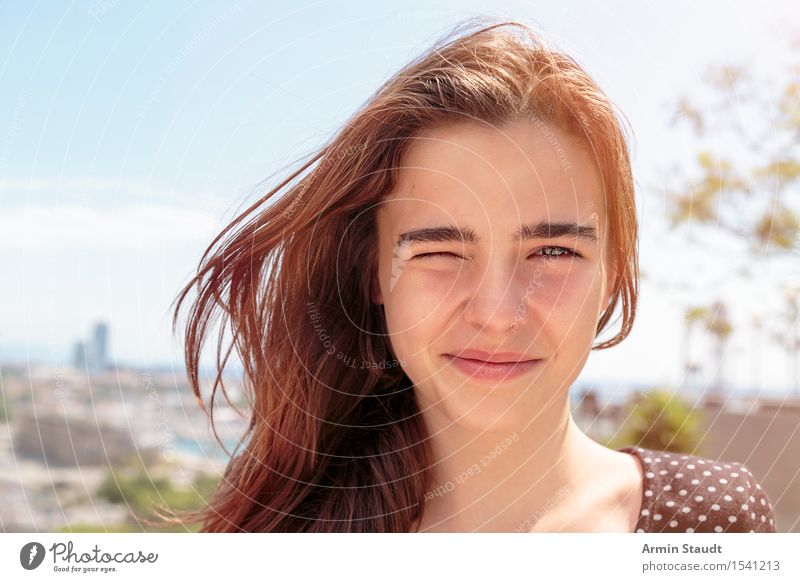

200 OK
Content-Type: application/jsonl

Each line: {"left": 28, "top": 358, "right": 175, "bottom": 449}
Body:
{"left": 170, "top": 18, "right": 638, "bottom": 532}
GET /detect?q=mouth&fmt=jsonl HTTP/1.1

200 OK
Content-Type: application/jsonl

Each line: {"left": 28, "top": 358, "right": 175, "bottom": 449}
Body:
{"left": 442, "top": 354, "right": 543, "bottom": 382}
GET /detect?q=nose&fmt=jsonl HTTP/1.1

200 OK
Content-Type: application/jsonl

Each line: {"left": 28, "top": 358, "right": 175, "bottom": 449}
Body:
{"left": 461, "top": 260, "right": 530, "bottom": 334}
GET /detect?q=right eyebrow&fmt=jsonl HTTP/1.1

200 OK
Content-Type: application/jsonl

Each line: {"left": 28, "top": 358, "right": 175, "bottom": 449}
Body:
{"left": 395, "top": 225, "right": 478, "bottom": 247}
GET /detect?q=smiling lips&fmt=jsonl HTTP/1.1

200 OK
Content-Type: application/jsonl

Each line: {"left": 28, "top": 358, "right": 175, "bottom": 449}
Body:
{"left": 443, "top": 349, "right": 542, "bottom": 381}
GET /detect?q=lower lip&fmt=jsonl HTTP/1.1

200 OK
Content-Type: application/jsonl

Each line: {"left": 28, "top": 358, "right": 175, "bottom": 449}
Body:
{"left": 444, "top": 355, "right": 542, "bottom": 381}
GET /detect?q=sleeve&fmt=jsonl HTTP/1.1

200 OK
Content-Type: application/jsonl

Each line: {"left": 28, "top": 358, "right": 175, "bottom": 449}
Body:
{"left": 733, "top": 464, "right": 778, "bottom": 533}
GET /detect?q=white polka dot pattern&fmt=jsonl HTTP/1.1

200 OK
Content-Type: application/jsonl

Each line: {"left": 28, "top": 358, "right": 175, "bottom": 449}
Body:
{"left": 618, "top": 446, "right": 778, "bottom": 533}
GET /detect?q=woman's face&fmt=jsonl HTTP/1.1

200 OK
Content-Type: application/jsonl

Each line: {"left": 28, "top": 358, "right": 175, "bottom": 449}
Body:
{"left": 372, "top": 119, "right": 616, "bottom": 434}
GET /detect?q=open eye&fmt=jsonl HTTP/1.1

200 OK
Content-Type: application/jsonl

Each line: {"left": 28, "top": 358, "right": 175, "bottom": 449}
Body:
{"left": 412, "top": 251, "right": 464, "bottom": 260}
{"left": 531, "top": 246, "right": 581, "bottom": 259}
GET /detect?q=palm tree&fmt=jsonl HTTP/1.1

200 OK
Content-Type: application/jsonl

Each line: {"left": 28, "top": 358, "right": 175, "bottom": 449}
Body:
{"left": 706, "top": 301, "right": 734, "bottom": 394}
{"left": 683, "top": 306, "right": 710, "bottom": 396}
{"left": 751, "top": 312, "right": 764, "bottom": 391}
{"left": 770, "top": 281, "right": 800, "bottom": 393}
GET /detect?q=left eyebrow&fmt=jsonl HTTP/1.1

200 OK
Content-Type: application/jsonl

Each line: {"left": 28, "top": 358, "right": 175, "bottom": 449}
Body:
{"left": 395, "top": 221, "right": 598, "bottom": 247}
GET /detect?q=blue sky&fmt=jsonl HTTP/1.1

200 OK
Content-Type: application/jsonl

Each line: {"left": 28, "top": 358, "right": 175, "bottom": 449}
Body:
{"left": 1, "top": 0, "right": 798, "bottom": 390}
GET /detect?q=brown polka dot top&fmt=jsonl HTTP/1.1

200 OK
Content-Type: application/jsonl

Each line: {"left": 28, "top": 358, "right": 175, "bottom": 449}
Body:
{"left": 618, "top": 446, "right": 778, "bottom": 533}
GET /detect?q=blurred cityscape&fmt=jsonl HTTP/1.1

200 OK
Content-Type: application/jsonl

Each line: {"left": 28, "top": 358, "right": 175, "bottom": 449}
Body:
{"left": 0, "top": 321, "right": 247, "bottom": 532}
{"left": 1, "top": 321, "right": 798, "bottom": 532}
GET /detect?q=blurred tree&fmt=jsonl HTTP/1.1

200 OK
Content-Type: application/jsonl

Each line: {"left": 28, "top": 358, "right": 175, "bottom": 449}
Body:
{"left": 667, "top": 48, "right": 799, "bottom": 392}
{"left": 0, "top": 397, "right": 11, "bottom": 422}
{"left": 682, "top": 306, "right": 710, "bottom": 391}
{"left": 706, "top": 301, "right": 734, "bottom": 394}
{"left": 607, "top": 387, "right": 705, "bottom": 455}
{"left": 680, "top": 302, "right": 734, "bottom": 396}
{"left": 90, "top": 457, "right": 221, "bottom": 532}
{"left": 751, "top": 311, "right": 765, "bottom": 390}
{"left": 668, "top": 60, "right": 800, "bottom": 255}
{"left": 770, "top": 280, "right": 800, "bottom": 393}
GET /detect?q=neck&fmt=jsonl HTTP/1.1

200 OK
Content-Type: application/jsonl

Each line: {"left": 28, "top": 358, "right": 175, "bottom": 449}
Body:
{"left": 413, "top": 398, "right": 603, "bottom": 532}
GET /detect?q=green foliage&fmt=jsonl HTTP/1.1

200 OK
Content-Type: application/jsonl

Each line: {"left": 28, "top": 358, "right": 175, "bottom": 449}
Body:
{"left": 607, "top": 387, "right": 705, "bottom": 455}
{"left": 669, "top": 151, "right": 751, "bottom": 227}
{"left": 754, "top": 204, "right": 800, "bottom": 249}
{"left": 753, "top": 159, "right": 800, "bottom": 185}
{"left": 92, "top": 459, "right": 221, "bottom": 532}
{"left": 668, "top": 59, "right": 800, "bottom": 255}
{"left": 0, "top": 397, "right": 10, "bottom": 422}
{"left": 705, "top": 301, "right": 733, "bottom": 340}
{"left": 55, "top": 522, "right": 145, "bottom": 533}
{"left": 56, "top": 521, "right": 205, "bottom": 533}
{"left": 684, "top": 306, "right": 710, "bottom": 326}
{"left": 780, "top": 78, "right": 800, "bottom": 130}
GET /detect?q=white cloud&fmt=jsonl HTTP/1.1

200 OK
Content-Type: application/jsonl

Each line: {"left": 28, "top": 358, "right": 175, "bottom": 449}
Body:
{"left": 0, "top": 176, "right": 199, "bottom": 199}
{"left": 0, "top": 176, "right": 236, "bottom": 251}
{"left": 0, "top": 203, "right": 223, "bottom": 251}
{"left": 0, "top": 175, "right": 235, "bottom": 213}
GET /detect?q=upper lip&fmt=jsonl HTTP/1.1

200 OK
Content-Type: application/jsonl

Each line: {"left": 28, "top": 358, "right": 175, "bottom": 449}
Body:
{"left": 445, "top": 349, "right": 539, "bottom": 363}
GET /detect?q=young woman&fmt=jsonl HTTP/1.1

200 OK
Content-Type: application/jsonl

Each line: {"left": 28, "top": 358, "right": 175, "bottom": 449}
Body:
{"left": 171, "top": 19, "right": 777, "bottom": 533}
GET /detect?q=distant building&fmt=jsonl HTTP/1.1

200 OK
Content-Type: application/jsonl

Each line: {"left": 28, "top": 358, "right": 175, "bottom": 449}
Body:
{"left": 72, "top": 340, "right": 86, "bottom": 370}
{"left": 89, "top": 322, "right": 109, "bottom": 372}
{"left": 12, "top": 408, "right": 139, "bottom": 467}
{"left": 71, "top": 321, "right": 111, "bottom": 373}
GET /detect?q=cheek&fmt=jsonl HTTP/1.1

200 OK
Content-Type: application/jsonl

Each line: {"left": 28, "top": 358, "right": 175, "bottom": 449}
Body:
{"left": 381, "top": 276, "right": 449, "bottom": 360}
{"left": 524, "top": 262, "right": 604, "bottom": 341}
{"left": 384, "top": 264, "right": 461, "bottom": 319}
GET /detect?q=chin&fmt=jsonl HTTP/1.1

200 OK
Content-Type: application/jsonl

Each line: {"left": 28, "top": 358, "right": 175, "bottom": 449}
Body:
{"left": 440, "top": 397, "right": 530, "bottom": 435}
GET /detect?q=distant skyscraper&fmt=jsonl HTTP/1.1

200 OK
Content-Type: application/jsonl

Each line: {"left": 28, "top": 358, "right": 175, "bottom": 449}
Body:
{"left": 91, "top": 322, "right": 109, "bottom": 371}
{"left": 72, "top": 340, "right": 86, "bottom": 370}
{"left": 71, "top": 321, "right": 111, "bottom": 373}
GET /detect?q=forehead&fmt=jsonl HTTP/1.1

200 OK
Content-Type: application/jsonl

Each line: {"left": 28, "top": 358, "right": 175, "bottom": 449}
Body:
{"left": 379, "top": 120, "right": 606, "bottom": 237}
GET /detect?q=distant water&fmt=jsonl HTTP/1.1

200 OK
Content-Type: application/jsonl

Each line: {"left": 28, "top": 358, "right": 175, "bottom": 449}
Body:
{"left": 573, "top": 379, "right": 799, "bottom": 407}
{"left": 173, "top": 436, "right": 244, "bottom": 461}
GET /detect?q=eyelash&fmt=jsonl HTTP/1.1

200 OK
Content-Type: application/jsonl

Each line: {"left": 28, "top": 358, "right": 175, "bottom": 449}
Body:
{"left": 413, "top": 247, "right": 582, "bottom": 260}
